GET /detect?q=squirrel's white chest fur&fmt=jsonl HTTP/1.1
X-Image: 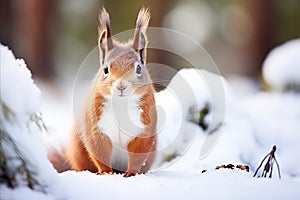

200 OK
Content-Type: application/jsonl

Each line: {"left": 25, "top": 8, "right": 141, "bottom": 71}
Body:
{"left": 97, "top": 96, "right": 144, "bottom": 171}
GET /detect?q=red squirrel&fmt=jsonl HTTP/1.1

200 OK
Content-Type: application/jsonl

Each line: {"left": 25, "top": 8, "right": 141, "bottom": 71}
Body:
{"left": 49, "top": 8, "right": 157, "bottom": 177}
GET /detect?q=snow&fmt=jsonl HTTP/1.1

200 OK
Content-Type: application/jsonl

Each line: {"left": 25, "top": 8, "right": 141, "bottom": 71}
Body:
{"left": 262, "top": 39, "right": 300, "bottom": 91}
{"left": 241, "top": 92, "right": 300, "bottom": 177}
{"left": 3, "top": 170, "right": 300, "bottom": 200}
{"left": 1, "top": 186, "right": 55, "bottom": 200}
{"left": 0, "top": 46, "right": 40, "bottom": 115}
{"left": 0, "top": 45, "right": 58, "bottom": 194}
{"left": 1, "top": 41, "right": 300, "bottom": 200}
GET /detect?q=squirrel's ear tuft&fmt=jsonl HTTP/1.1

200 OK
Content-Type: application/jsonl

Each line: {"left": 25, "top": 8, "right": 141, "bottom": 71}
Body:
{"left": 133, "top": 7, "right": 150, "bottom": 65}
{"left": 98, "top": 7, "right": 113, "bottom": 65}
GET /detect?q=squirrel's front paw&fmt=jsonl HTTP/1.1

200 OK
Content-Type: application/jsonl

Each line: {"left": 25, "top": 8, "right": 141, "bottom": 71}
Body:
{"left": 96, "top": 170, "right": 114, "bottom": 175}
{"left": 123, "top": 170, "right": 141, "bottom": 177}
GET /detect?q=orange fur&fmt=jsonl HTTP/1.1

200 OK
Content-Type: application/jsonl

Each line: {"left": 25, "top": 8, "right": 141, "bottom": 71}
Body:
{"left": 48, "top": 7, "right": 157, "bottom": 177}
{"left": 47, "top": 146, "right": 70, "bottom": 173}
{"left": 65, "top": 126, "right": 97, "bottom": 172}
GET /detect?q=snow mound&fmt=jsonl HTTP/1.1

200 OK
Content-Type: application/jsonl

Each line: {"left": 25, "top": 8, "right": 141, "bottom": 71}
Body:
{"left": 0, "top": 45, "right": 40, "bottom": 114}
{"left": 0, "top": 44, "right": 57, "bottom": 193}
{"left": 263, "top": 39, "right": 300, "bottom": 91}
{"left": 153, "top": 68, "right": 256, "bottom": 170}
{"left": 154, "top": 68, "right": 232, "bottom": 167}
{"left": 242, "top": 92, "right": 300, "bottom": 177}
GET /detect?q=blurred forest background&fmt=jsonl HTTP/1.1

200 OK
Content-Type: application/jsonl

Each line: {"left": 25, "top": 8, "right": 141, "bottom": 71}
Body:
{"left": 1, "top": 0, "right": 300, "bottom": 82}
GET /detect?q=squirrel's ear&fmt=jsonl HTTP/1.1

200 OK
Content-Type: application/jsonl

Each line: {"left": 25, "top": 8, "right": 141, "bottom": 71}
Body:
{"left": 98, "top": 7, "right": 113, "bottom": 65}
{"left": 133, "top": 7, "right": 150, "bottom": 65}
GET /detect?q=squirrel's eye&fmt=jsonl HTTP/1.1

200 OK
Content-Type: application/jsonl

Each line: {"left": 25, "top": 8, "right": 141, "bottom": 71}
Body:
{"left": 103, "top": 65, "right": 109, "bottom": 75}
{"left": 135, "top": 64, "right": 142, "bottom": 76}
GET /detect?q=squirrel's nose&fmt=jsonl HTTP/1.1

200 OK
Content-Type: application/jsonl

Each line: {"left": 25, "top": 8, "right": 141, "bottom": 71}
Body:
{"left": 117, "top": 85, "right": 127, "bottom": 91}
{"left": 116, "top": 81, "right": 127, "bottom": 91}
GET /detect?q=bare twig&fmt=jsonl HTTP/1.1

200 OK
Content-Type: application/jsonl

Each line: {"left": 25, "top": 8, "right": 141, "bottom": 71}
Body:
{"left": 253, "top": 154, "right": 269, "bottom": 177}
{"left": 253, "top": 145, "right": 281, "bottom": 179}
{"left": 274, "top": 157, "right": 281, "bottom": 179}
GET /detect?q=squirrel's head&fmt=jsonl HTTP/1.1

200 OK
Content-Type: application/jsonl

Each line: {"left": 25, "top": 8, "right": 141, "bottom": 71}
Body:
{"left": 96, "top": 7, "right": 153, "bottom": 98}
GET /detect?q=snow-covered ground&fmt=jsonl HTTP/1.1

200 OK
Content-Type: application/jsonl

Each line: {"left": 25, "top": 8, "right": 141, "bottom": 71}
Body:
{"left": 1, "top": 39, "right": 300, "bottom": 200}
{"left": 2, "top": 169, "right": 300, "bottom": 200}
